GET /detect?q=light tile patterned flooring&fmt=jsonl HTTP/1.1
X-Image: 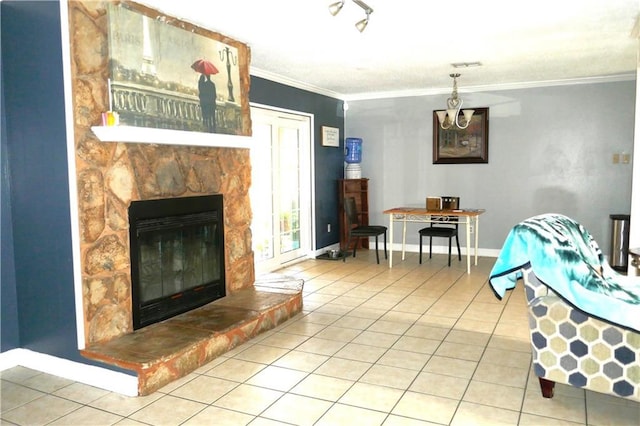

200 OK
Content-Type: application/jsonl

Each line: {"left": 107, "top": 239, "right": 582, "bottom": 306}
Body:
{"left": 2, "top": 251, "right": 639, "bottom": 425}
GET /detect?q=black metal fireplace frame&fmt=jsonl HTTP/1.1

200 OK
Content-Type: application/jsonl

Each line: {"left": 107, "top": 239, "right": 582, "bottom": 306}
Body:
{"left": 129, "top": 195, "right": 225, "bottom": 329}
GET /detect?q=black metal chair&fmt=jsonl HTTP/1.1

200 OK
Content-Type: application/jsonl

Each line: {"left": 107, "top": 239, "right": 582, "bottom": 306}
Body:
{"left": 343, "top": 197, "right": 387, "bottom": 264}
{"left": 419, "top": 196, "right": 461, "bottom": 266}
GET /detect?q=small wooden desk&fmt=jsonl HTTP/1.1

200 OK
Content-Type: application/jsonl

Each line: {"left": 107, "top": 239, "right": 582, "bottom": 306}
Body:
{"left": 383, "top": 207, "right": 486, "bottom": 273}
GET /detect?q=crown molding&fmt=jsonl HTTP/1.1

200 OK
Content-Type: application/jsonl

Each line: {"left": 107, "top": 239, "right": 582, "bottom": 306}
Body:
{"left": 250, "top": 67, "right": 636, "bottom": 102}
{"left": 250, "top": 67, "right": 343, "bottom": 99}
{"left": 343, "top": 73, "right": 637, "bottom": 101}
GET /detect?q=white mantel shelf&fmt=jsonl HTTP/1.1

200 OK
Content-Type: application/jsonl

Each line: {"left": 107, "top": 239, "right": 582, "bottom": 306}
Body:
{"left": 91, "top": 125, "right": 252, "bottom": 149}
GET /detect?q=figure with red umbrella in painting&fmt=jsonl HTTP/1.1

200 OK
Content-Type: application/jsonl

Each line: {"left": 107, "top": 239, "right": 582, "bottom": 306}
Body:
{"left": 192, "top": 59, "right": 218, "bottom": 133}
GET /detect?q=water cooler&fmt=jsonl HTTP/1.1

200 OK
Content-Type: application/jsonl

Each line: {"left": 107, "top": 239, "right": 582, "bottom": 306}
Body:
{"left": 345, "top": 137, "right": 362, "bottom": 179}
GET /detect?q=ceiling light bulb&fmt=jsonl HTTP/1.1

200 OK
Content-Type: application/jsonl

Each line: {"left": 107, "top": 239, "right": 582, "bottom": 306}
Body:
{"left": 328, "top": 1, "right": 345, "bottom": 16}
{"left": 355, "top": 16, "right": 369, "bottom": 32}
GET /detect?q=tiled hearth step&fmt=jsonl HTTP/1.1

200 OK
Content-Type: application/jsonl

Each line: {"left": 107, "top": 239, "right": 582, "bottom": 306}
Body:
{"left": 81, "top": 275, "right": 304, "bottom": 395}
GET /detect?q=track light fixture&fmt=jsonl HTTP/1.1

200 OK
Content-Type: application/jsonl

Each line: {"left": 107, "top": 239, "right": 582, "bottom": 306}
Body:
{"left": 328, "top": 0, "right": 345, "bottom": 16}
{"left": 355, "top": 12, "right": 370, "bottom": 32}
{"left": 328, "top": 0, "right": 374, "bottom": 32}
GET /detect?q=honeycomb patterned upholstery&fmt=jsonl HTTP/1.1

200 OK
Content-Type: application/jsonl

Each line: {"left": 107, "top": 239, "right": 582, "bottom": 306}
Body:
{"left": 523, "top": 266, "right": 640, "bottom": 401}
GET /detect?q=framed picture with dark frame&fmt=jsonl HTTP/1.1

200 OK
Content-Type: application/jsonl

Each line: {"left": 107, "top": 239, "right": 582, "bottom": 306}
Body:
{"left": 433, "top": 107, "right": 489, "bottom": 164}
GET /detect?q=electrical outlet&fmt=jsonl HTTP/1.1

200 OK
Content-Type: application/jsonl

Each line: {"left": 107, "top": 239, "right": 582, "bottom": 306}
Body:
{"left": 327, "top": 224, "right": 331, "bottom": 233}
{"left": 613, "top": 153, "right": 620, "bottom": 164}
{"left": 469, "top": 225, "right": 474, "bottom": 234}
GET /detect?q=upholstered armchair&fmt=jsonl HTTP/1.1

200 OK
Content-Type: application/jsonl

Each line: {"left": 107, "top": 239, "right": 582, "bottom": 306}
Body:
{"left": 522, "top": 264, "right": 640, "bottom": 401}
{"left": 489, "top": 213, "right": 640, "bottom": 402}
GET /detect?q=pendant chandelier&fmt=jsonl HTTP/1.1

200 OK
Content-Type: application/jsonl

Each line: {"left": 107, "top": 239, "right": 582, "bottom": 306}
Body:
{"left": 436, "top": 73, "right": 474, "bottom": 130}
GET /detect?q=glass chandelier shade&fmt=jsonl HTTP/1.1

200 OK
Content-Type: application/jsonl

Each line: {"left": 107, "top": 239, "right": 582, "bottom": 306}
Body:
{"left": 436, "top": 74, "right": 474, "bottom": 130}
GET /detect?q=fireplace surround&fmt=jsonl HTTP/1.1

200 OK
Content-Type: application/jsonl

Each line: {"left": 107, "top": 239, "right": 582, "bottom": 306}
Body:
{"left": 66, "top": 3, "right": 307, "bottom": 394}
{"left": 129, "top": 195, "right": 225, "bottom": 329}
{"left": 69, "top": 1, "right": 256, "bottom": 348}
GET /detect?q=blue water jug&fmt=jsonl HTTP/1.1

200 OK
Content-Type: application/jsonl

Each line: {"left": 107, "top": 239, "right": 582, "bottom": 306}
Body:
{"left": 345, "top": 138, "right": 362, "bottom": 163}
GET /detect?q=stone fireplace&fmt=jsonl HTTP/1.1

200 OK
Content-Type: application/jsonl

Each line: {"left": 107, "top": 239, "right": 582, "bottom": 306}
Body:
{"left": 68, "top": 2, "right": 255, "bottom": 347}
{"left": 74, "top": 139, "right": 255, "bottom": 346}
{"left": 66, "top": 3, "right": 305, "bottom": 395}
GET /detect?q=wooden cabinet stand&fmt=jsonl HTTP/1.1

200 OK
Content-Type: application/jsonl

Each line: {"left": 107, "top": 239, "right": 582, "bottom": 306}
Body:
{"left": 338, "top": 178, "right": 369, "bottom": 250}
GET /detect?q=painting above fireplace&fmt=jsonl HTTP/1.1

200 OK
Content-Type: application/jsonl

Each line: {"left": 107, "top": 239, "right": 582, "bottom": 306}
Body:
{"left": 128, "top": 195, "right": 226, "bottom": 329}
{"left": 105, "top": 1, "right": 252, "bottom": 137}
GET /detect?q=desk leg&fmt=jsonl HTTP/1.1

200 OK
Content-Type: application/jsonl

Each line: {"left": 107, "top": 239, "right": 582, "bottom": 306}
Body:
{"left": 474, "top": 216, "right": 479, "bottom": 266}
{"left": 388, "top": 214, "right": 393, "bottom": 268}
{"left": 466, "top": 219, "right": 471, "bottom": 274}
{"left": 401, "top": 218, "right": 407, "bottom": 260}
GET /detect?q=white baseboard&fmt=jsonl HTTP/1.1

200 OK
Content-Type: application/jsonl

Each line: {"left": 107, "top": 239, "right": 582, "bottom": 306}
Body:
{"left": 0, "top": 348, "right": 138, "bottom": 396}
{"left": 315, "top": 242, "right": 500, "bottom": 259}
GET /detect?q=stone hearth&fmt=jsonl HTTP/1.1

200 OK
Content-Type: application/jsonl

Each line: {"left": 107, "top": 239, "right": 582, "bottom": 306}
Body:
{"left": 82, "top": 275, "right": 303, "bottom": 395}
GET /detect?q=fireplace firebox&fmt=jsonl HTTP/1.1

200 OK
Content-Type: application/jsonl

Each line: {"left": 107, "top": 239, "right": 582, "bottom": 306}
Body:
{"left": 129, "top": 195, "right": 225, "bottom": 329}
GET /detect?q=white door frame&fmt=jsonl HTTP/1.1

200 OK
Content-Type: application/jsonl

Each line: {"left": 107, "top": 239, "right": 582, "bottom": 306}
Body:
{"left": 250, "top": 103, "right": 316, "bottom": 274}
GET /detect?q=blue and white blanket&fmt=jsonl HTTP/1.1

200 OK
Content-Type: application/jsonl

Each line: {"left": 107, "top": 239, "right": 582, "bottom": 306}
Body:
{"left": 489, "top": 213, "right": 640, "bottom": 332}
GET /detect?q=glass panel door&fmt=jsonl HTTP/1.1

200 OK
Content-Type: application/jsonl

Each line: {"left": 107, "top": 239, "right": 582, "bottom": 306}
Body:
{"left": 250, "top": 106, "right": 311, "bottom": 274}
{"left": 278, "top": 126, "right": 302, "bottom": 255}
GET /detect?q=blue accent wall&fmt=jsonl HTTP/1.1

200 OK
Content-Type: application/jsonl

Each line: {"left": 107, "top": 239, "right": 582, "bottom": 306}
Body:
{"left": 250, "top": 77, "right": 345, "bottom": 249}
{"left": 1, "top": 0, "right": 86, "bottom": 364}
{"left": 1, "top": 14, "right": 20, "bottom": 351}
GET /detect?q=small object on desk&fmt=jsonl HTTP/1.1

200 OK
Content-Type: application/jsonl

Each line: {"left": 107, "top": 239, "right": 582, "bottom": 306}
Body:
{"left": 440, "top": 196, "right": 459, "bottom": 210}
{"left": 426, "top": 196, "right": 442, "bottom": 210}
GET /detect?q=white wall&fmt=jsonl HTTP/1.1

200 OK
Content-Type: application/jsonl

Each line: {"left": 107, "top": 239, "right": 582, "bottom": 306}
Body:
{"left": 346, "top": 81, "right": 636, "bottom": 255}
{"left": 629, "top": 36, "right": 640, "bottom": 273}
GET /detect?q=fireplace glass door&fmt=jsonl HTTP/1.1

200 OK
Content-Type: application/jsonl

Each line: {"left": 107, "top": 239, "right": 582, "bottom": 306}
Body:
{"left": 137, "top": 214, "right": 218, "bottom": 302}
{"left": 129, "top": 195, "right": 225, "bottom": 329}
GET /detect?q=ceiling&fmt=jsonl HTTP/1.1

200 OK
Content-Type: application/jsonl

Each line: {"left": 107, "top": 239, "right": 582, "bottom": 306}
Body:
{"left": 139, "top": 0, "right": 639, "bottom": 100}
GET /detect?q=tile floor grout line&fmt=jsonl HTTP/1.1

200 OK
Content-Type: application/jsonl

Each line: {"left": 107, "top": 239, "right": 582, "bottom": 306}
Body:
{"left": 252, "top": 266, "right": 391, "bottom": 426}
{"left": 4, "top": 254, "right": 639, "bottom": 425}
{"left": 290, "top": 263, "right": 421, "bottom": 424}
{"left": 308, "top": 260, "right": 462, "bottom": 425}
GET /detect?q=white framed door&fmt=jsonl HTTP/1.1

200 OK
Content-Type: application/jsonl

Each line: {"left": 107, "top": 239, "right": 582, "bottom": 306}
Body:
{"left": 250, "top": 105, "right": 313, "bottom": 274}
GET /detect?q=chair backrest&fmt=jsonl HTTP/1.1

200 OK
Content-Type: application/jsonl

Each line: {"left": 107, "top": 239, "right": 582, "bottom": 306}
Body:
{"left": 344, "top": 197, "right": 360, "bottom": 228}
{"left": 432, "top": 196, "right": 460, "bottom": 226}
